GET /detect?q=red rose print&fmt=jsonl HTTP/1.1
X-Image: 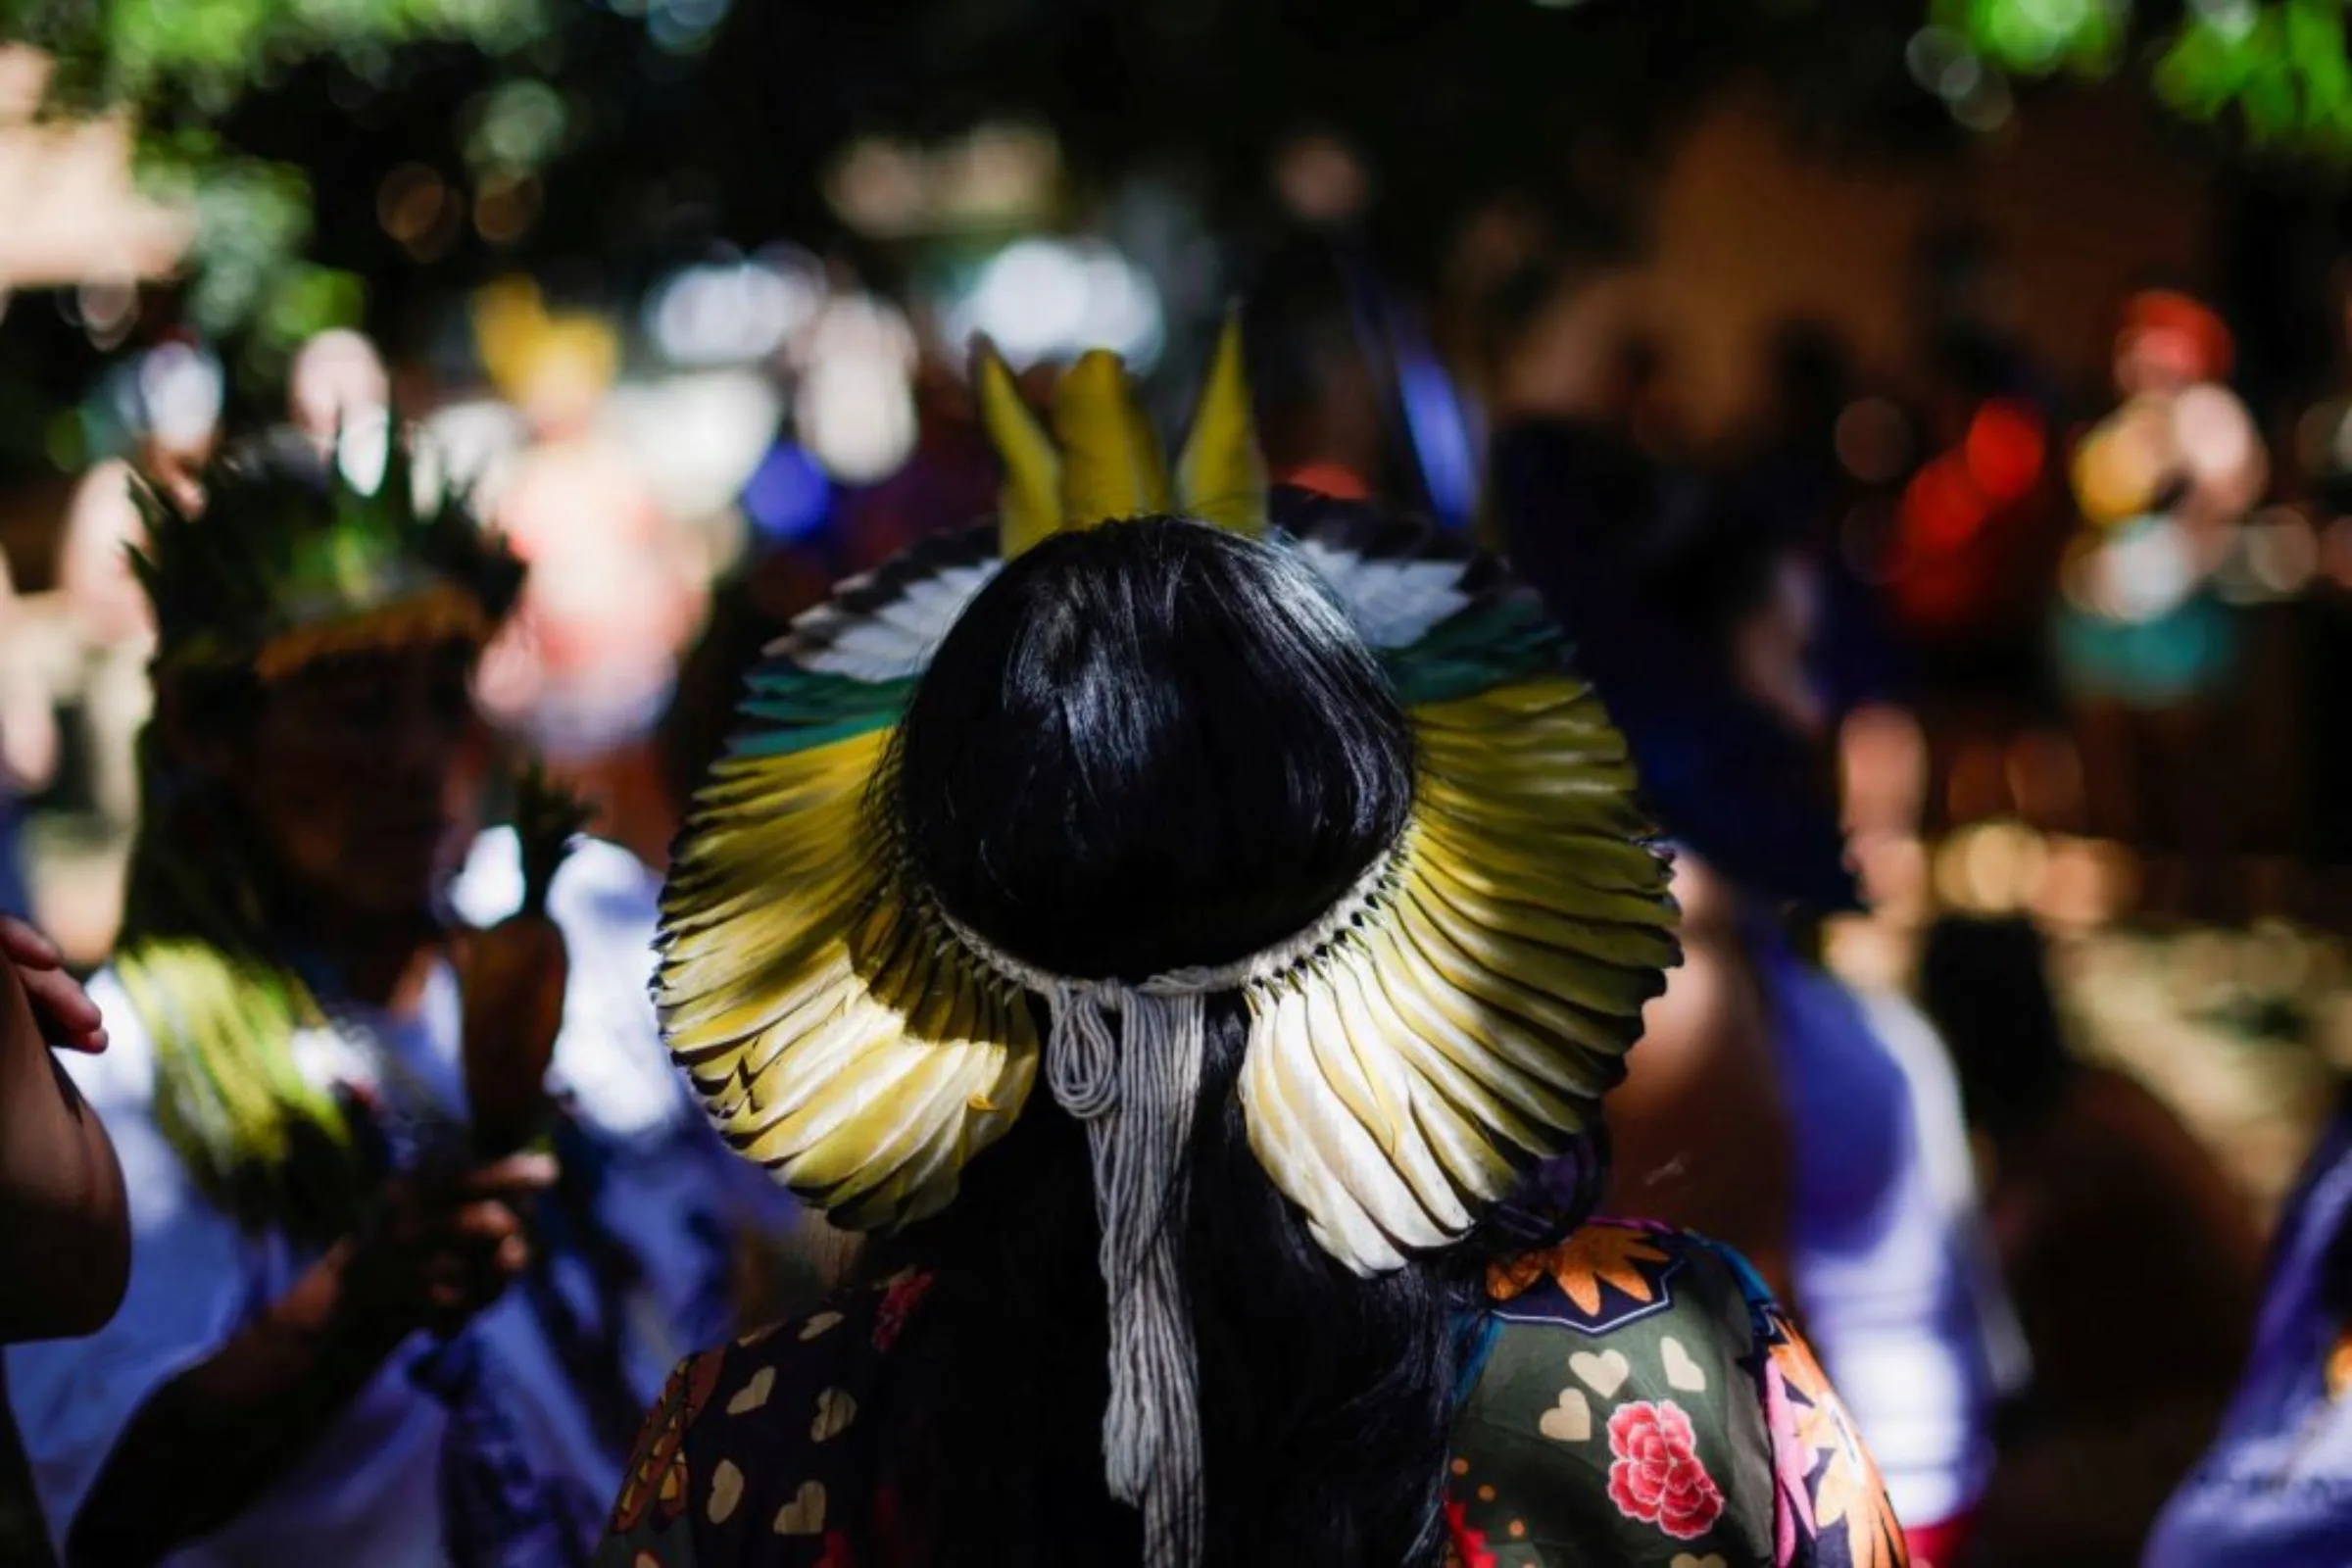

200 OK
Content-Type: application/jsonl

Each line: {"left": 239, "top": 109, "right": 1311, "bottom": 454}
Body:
{"left": 1606, "top": 1398, "right": 1726, "bottom": 1541}
{"left": 1442, "top": 1498, "right": 1497, "bottom": 1568}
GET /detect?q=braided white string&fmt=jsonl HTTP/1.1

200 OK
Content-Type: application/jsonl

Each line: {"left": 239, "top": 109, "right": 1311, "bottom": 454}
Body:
{"left": 933, "top": 846, "right": 1396, "bottom": 1568}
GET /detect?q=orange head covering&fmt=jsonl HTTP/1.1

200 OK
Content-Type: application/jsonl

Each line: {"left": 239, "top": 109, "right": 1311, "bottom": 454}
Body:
{"left": 2120, "top": 290, "right": 2234, "bottom": 383}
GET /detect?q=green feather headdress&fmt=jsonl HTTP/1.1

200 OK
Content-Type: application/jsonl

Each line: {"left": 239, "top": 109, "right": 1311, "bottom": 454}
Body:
{"left": 131, "top": 418, "right": 522, "bottom": 682}
{"left": 118, "top": 419, "right": 522, "bottom": 1238}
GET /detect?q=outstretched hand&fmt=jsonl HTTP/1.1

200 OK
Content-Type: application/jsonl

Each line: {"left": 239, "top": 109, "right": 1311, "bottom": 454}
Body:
{"left": 346, "top": 1152, "right": 559, "bottom": 1338}
{"left": 1, "top": 915, "right": 106, "bottom": 1054}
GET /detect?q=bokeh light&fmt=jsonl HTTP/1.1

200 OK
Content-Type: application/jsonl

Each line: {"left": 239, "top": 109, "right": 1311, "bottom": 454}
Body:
{"left": 646, "top": 256, "right": 820, "bottom": 368}
{"left": 1963, "top": 399, "right": 2045, "bottom": 504}
{"left": 376, "top": 162, "right": 462, "bottom": 261}
{"left": 1835, "top": 398, "right": 1913, "bottom": 485}
{"left": 794, "top": 293, "right": 917, "bottom": 484}
{"left": 946, "top": 238, "right": 1165, "bottom": 371}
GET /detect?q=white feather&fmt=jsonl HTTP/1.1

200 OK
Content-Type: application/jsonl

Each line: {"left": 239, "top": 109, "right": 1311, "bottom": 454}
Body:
{"left": 1294, "top": 538, "right": 1471, "bottom": 649}
{"left": 799, "top": 560, "right": 1001, "bottom": 680}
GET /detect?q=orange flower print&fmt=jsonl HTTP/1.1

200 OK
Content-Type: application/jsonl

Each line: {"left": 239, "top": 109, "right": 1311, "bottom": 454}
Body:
{"left": 610, "top": 1349, "right": 726, "bottom": 1532}
{"left": 1489, "top": 1224, "right": 1675, "bottom": 1317}
{"left": 1768, "top": 1321, "right": 1909, "bottom": 1568}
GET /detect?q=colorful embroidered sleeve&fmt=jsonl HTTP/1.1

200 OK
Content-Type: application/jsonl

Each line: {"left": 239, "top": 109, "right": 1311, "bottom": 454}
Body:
{"left": 1446, "top": 1221, "right": 1908, "bottom": 1568}
{"left": 595, "top": 1268, "right": 936, "bottom": 1568}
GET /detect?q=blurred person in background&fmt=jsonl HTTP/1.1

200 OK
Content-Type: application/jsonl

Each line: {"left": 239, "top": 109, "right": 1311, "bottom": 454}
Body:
{"left": 2288, "top": 259, "right": 2352, "bottom": 873}
{"left": 0, "top": 550, "right": 59, "bottom": 920}
{"left": 2060, "top": 290, "right": 2267, "bottom": 906}
{"left": 596, "top": 336, "right": 1904, "bottom": 1568}
{"left": 287, "top": 327, "right": 394, "bottom": 467}
{"left": 2141, "top": 1096, "right": 2352, "bottom": 1563}
{"left": 54, "top": 326, "right": 377, "bottom": 856}
{"left": 1734, "top": 321, "right": 1911, "bottom": 727}
{"left": 2141, "top": 970, "right": 2352, "bottom": 1561}
{"left": 7, "top": 427, "right": 762, "bottom": 1566}
{"left": 1494, "top": 424, "right": 2022, "bottom": 1566}
{"left": 1242, "top": 248, "right": 1386, "bottom": 501}
{"left": 473, "top": 285, "right": 706, "bottom": 876}
{"left": 1918, "top": 916, "right": 2258, "bottom": 1568}
{"left": 1493, "top": 423, "right": 1800, "bottom": 1293}
{"left": 1885, "top": 326, "right": 2069, "bottom": 836}
{"left": 59, "top": 341, "right": 220, "bottom": 831}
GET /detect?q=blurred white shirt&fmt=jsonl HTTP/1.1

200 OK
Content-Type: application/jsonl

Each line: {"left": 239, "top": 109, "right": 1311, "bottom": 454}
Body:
{"left": 5, "top": 832, "right": 780, "bottom": 1565}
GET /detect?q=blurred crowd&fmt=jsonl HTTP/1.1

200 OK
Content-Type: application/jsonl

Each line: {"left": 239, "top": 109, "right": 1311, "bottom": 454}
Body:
{"left": 5, "top": 135, "right": 2352, "bottom": 1567}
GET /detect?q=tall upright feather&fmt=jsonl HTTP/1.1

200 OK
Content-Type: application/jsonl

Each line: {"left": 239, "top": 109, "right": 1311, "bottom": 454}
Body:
{"left": 1054, "top": 350, "right": 1171, "bottom": 527}
{"left": 973, "top": 340, "right": 1064, "bottom": 559}
{"left": 1174, "top": 314, "right": 1267, "bottom": 534}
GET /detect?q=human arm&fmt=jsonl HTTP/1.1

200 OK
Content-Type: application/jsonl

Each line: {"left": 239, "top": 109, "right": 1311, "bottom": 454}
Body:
{"left": 62, "top": 1153, "right": 554, "bottom": 1566}
{"left": 0, "top": 918, "right": 125, "bottom": 1344}
{"left": 1453, "top": 1225, "right": 1907, "bottom": 1564}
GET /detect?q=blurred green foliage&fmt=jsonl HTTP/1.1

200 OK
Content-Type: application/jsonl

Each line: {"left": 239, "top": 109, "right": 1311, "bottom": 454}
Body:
{"left": 1932, "top": 0, "right": 2127, "bottom": 75}
{"left": 1942, "top": 0, "right": 2352, "bottom": 158}
{"left": 0, "top": 0, "right": 551, "bottom": 354}
{"left": 7, "top": 0, "right": 549, "bottom": 112}
{"left": 2155, "top": 0, "right": 2352, "bottom": 158}
{"left": 0, "top": 0, "right": 2342, "bottom": 397}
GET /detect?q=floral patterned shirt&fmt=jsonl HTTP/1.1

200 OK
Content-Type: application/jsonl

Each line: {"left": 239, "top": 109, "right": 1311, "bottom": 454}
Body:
{"left": 596, "top": 1222, "right": 1905, "bottom": 1567}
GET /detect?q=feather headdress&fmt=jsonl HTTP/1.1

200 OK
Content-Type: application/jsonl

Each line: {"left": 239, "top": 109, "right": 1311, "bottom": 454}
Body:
{"left": 659, "top": 319, "right": 1677, "bottom": 1565}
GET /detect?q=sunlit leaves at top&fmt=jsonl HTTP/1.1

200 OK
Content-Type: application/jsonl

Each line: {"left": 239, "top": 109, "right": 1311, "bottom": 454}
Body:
{"left": 131, "top": 130, "right": 365, "bottom": 351}
{"left": 1933, "top": 0, "right": 2352, "bottom": 159}
{"left": 52, "top": 0, "right": 551, "bottom": 114}
{"left": 0, "top": 0, "right": 552, "bottom": 351}
{"left": 1933, "top": 0, "right": 2128, "bottom": 74}
{"left": 2153, "top": 0, "right": 2352, "bottom": 157}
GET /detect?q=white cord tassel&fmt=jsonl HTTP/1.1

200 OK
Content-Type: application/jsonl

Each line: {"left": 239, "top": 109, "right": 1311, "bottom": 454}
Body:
{"left": 933, "top": 851, "right": 1393, "bottom": 1568}
{"left": 1042, "top": 980, "right": 1206, "bottom": 1568}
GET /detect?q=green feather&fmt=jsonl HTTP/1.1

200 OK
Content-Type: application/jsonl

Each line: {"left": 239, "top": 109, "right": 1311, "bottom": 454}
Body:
{"left": 134, "top": 417, "right": 521, "bottom": 677}
{"left": 730, "top": 668, "right": 913, "bottom": 758}
{"left": 1382, "top": 598, "right": 1564, "bottom": 708}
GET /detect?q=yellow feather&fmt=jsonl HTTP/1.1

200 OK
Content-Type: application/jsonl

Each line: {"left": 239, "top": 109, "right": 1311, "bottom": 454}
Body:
{"left": 1241, "top": 986, "right": 1404, "bottom": 1274}
{"left": 783, "top": 1040, "right": 972, "bottom": 1189}
{"left": 661, "top": 716, "right": 1039, "bottom": 1229}
{"left": 1348, "top": 943, "right": 1548, "bottom": 1165}
{"left": 1414, "top": 854, "right": 1672, "bottom": 1010}
{"left": 1361, "top": 917, "right": 1584, "bottom": 1134}
{"left": 972, "top": 339, "right": 1064, "bottom": 558}
{"left": 1287, "top": 977, "right": 1450, "bottom": 1250}
{"left": 1173, "top": 313, "right": 1267, "bottom": 534}
{"left": 1313, "top": 946, "right": 1475, "bottom": 1234}
{"left": 1394, "top": 883, "right": 1629, "bottom": 1077}
{"left": 1053, "top": 350, "right": 1170, "bottom": 527}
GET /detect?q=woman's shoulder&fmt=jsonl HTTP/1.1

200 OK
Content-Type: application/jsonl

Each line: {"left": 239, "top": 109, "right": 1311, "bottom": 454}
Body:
{"left": 1478, "top": 1217, "right": 1772, "bottom": 1340}
{"left": 599, "top": 1267, "right": 937, "bottom": 1567}
{"left": 1464, "top": 1220, "right": 1783, "bottom": 1486}
{"left": 1449, "top": 1220, "right": 1908, "bottom": 1567}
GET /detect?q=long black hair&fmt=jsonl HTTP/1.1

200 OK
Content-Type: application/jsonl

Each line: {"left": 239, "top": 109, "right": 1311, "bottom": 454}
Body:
{"left": 868, "top": 512, "right": 1482, "bottom": 1565}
